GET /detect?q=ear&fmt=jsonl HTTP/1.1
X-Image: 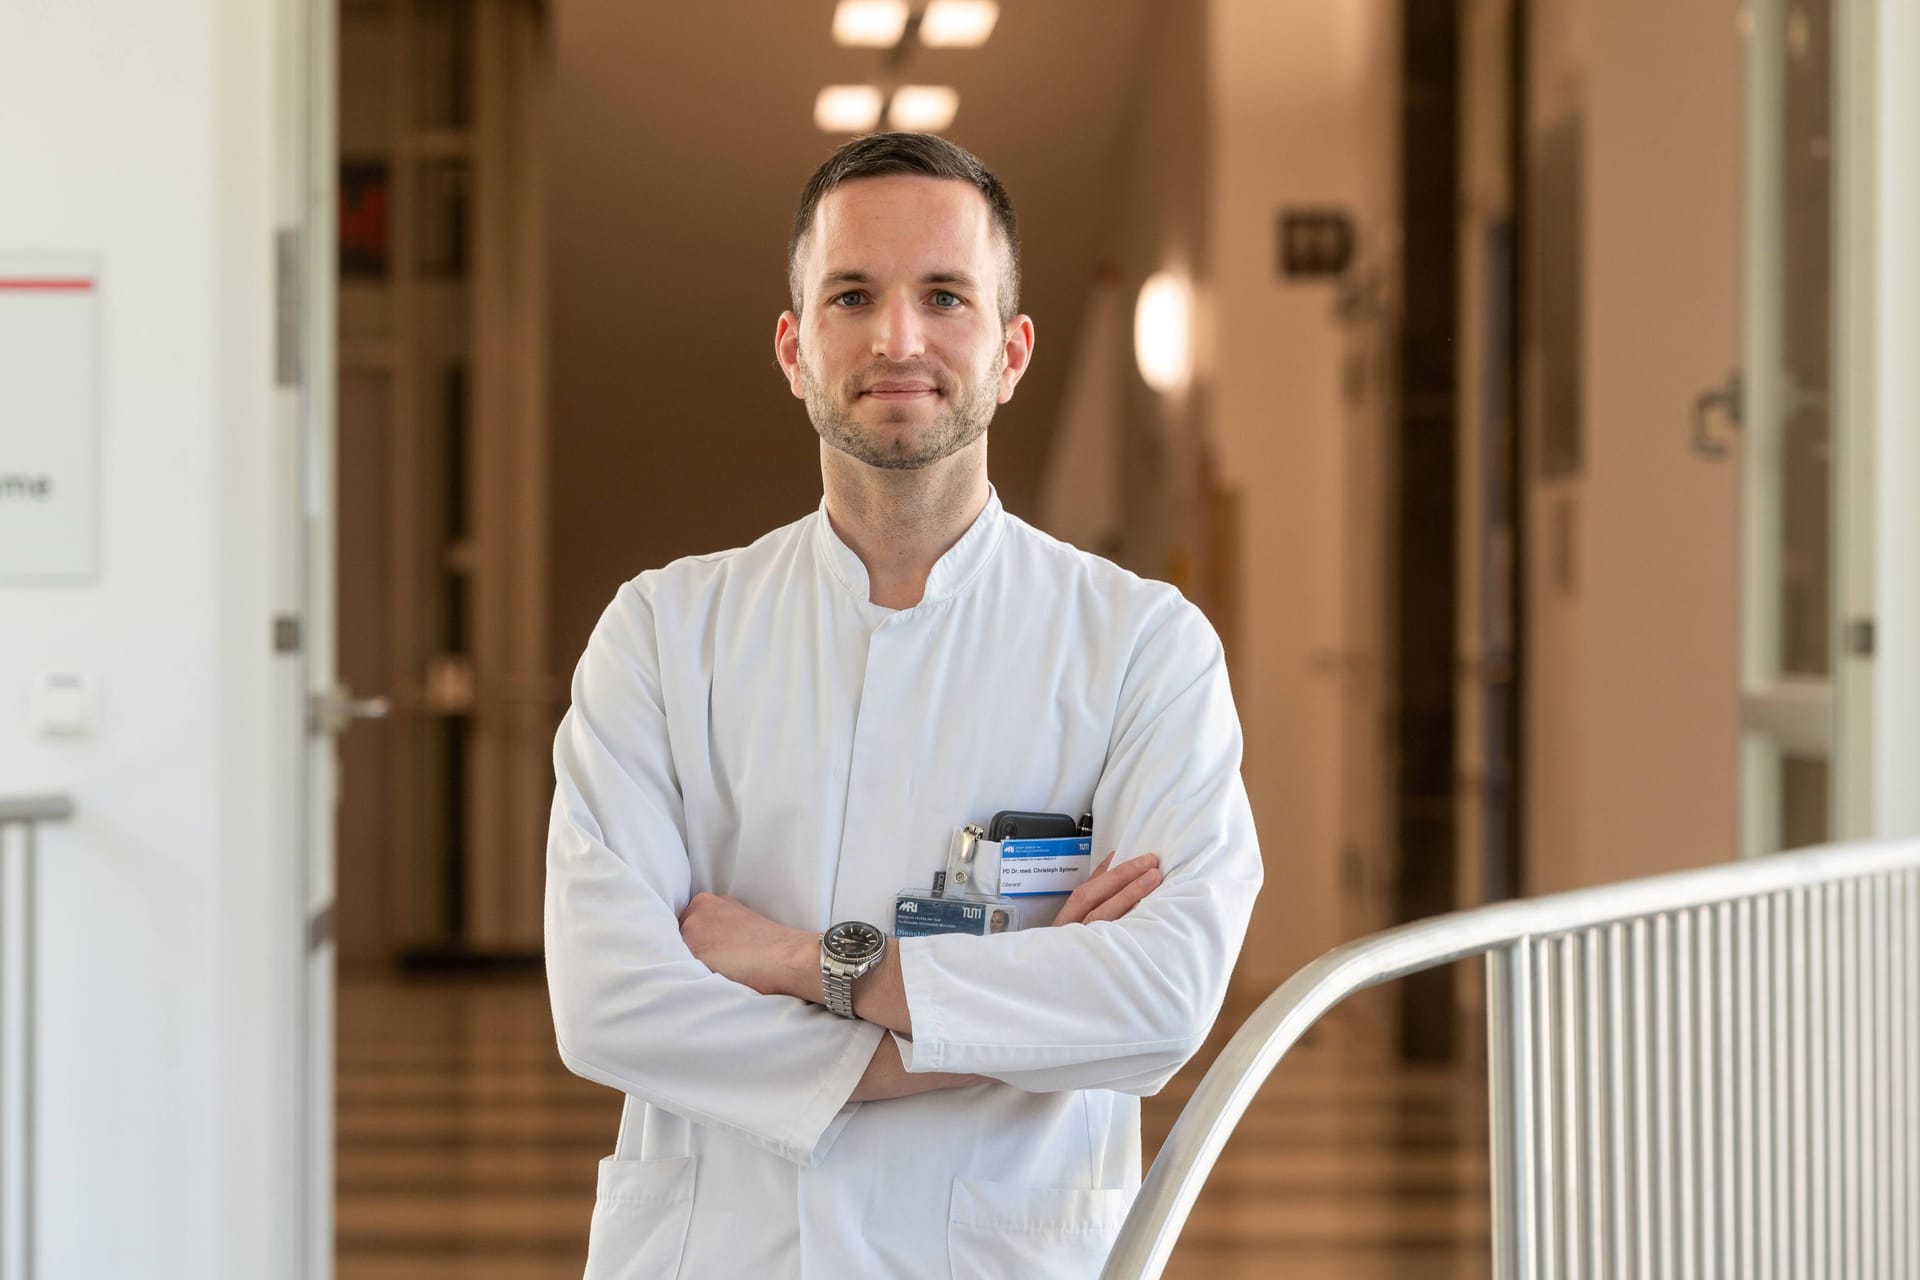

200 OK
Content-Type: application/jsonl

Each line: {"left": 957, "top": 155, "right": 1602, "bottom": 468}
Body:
{"left": 996, "top": 314, "right": 1036, "bottom": 404}
{"left": 774, "top": 311, "right": 805, "bottom": 399}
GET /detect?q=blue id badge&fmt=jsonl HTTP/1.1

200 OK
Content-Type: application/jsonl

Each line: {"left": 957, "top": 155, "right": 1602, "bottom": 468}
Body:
{"left": 996, "top": 836, "right": 1095, "bottom": 896}
{"left": 894, "top": 890, "right": 1018, "bottom": 938}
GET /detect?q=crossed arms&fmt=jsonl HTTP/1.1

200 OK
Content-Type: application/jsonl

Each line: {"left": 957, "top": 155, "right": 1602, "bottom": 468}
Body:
{"left": 675, "top": 850, "right": 1165, "bottom": 1102}
{"left": 545, "top": 580, "right": 1262, "bottom": 1166}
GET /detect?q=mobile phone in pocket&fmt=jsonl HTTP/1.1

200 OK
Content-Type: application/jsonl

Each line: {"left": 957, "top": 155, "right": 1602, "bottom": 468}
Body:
{"left": 986, "top": 810, "right": 1081, "bottom": 842}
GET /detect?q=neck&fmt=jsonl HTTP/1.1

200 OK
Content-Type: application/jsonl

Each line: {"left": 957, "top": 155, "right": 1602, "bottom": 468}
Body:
{"left": 820, "top": 438, "right": 991, "bottom": 609}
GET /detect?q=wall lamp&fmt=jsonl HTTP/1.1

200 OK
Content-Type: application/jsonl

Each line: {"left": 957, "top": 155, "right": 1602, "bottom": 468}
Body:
{"left": 1134, "top": 271, "right": 1194, "bottom": 394}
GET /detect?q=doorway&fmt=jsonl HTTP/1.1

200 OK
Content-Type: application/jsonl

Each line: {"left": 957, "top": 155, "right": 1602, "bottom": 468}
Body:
{"left": 335, "top": 0, "right": 553, "bottom": 973}
{"left": 328, "top": 1, "right": 574, "bottom": 1275}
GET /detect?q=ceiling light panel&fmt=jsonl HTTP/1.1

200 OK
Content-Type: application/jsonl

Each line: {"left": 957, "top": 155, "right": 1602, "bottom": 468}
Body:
{"left": 919, "top": 0, "right": 999, "bottom": 48}
{"left": 833, "top": 0, "right": 910, "bottom": 47}
{"left": 815, "top": 85, "right": 885, "bottom": 133}
{"left": 887, "top": 85, "right": 960, "bottom": 132}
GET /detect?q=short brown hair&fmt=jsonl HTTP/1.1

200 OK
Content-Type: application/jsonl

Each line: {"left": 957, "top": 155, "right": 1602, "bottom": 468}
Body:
{"left": 787, "top": 131, "right": 1021, "bottom": 325}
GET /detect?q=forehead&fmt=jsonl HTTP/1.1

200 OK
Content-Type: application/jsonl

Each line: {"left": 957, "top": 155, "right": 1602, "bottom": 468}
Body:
{"left": 804, "top": 175, "right": 999, "bottom": 278}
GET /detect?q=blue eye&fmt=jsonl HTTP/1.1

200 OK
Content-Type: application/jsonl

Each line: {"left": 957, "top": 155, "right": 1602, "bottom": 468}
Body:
{"left": 931, "top": 291, "right": 962, "bottom": 308}
{"left": 833, "top": 291, "right": 866, "bottom": 307}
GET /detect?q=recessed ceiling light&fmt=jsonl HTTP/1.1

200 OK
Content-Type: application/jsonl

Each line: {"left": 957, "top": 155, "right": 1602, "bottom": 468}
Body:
{"left": 815, "top": 85, "right": 885, "bottom": 133}
{"left": 919, "top": 0, "right": 999, "bottom": 48}
{"left": 887, "top": 85, "right": 960, "bottom": 132}
{"left": 833, "top": 0, "right": 909, "bottom": 47}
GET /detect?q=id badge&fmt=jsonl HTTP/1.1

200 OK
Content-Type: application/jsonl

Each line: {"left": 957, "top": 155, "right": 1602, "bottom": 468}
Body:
{"left": 894, "top": 889, "right": 1018, "bottom": 938}
{"left": 997, "top": 836, "right": 1094, "bottom": 896}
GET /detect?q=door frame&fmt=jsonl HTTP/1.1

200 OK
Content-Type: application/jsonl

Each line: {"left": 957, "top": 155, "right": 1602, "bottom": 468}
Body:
{"left": 1742, "top": 0, "right": 1920, "bottom": 855}
{"left": 1834, "top": 0, "right": 1920, "bottom": 843}
{"left": 282, "top": 0, "right": 339, "bottom": 1272}
{"left": 1738, "top": 0, "right": 1860, "bottom": 857}
{"left": 1846, "top": 0, "right": 1920, "bottom": 838}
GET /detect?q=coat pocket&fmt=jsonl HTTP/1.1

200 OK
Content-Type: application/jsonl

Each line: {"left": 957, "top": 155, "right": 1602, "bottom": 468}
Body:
{"left": 582, "top": 1154, "right": 697, "bottom": 1280}
{"left": 946, "top": 1175, "right": 1131, "bottom": 1279}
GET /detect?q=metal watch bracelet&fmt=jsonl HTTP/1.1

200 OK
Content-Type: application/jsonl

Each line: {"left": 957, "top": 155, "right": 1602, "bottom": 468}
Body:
{"left": 822, "top": 967, "right": 857, "bottom": 1018}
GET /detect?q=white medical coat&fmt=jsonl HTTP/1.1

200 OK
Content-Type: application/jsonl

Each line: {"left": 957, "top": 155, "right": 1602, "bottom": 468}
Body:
{"left": 546, "top": 491, "right": 1263, "bottom": 1278}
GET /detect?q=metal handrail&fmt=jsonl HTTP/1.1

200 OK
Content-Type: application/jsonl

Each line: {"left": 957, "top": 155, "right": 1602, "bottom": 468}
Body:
{"left": 0, "top": 793, "right": 73, "bottom": 1280}
{"left": 1102, "top": 837, "right": 1920, "bottom": 1278}
{"left": 0, "top": 799, "right": 69, "bottom": 826}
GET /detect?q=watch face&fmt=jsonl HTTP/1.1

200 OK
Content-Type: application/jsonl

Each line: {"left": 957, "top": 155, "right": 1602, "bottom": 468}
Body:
{"left": 824, "top": 921, "right": 885, "bottom": 963}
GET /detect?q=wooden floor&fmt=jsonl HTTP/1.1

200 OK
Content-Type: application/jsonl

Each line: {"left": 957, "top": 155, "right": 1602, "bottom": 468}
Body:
{"left": 337, "top": 974, "right": 1490, "bottom": 1278}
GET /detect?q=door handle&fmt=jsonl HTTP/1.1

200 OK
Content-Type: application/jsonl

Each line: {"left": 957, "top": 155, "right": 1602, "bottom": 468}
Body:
{"left": 1691, "top": 369, "right": 1743, "bottom": 458}
{"left": 308, "top": 685, "right": 392, "bottom": 737}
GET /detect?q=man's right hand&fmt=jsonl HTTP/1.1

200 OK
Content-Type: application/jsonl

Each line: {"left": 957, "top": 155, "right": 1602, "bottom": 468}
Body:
{"left": 1050, "top": 851, "right": 1162, "bottom": 927}
{"left": 849, "top": 849, "right": 1163, "bottom": 1103}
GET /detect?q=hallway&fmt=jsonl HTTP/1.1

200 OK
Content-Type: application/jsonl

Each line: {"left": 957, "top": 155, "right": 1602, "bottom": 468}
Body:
{"left": 335, "top": 976, "right": 1490, "bottom": 1277}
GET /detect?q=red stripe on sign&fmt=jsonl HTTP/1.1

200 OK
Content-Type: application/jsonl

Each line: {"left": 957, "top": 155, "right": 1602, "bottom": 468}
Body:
{"left": 0, "top": 279, "right": 94, "bottom": 291}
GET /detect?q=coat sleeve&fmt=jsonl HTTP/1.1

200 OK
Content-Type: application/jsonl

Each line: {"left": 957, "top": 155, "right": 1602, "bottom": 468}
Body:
{"left": 893, "top": 596, "right": 1263, "bottom": 1096}
{"left": 545, "top": 578, "right": 884, "bottom": 1166}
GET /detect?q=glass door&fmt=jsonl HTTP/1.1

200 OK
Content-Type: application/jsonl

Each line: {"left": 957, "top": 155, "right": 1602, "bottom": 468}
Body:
{"left": 1737, "top": 0, "right": 1843, "bottom": 857}
{"left": 1737, "top": 0, "right": 1920, "bottom": 852}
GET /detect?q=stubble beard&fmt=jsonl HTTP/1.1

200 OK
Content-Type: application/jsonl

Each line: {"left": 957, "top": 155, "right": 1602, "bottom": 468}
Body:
{"left": 799, "top": 347, "right": 1003, "bottom": 472}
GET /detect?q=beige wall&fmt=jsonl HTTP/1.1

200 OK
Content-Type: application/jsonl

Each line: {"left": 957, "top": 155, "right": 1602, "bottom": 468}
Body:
{"left": 1209, "top": 0, "right": 1401, "bottom": 993}
{"left": 1519, "top": 0, "right": 1742, "bottom": 890}
{"left": 1106, "top": 0, "right": 1212, "bottom": 586}
{"left": 1044, "top": 0, "right": 1404, "bottom": 997}
{"left": 1070, "top": 0, "right": 1753, "bottom": 984}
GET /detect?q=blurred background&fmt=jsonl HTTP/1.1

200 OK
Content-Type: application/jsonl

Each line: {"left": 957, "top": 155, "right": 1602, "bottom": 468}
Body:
{"left": 5, "top": 0, "right": 1917, "bottom": 1276}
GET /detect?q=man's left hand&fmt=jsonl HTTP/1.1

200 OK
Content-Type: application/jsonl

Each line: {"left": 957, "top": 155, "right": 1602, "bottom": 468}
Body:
{"left": 679, "top": 892, "right": 815, "bottom": 998}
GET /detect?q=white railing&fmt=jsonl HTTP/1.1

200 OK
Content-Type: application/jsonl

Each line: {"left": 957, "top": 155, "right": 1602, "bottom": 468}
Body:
{"left": 1103, "top": 838, "right": 1920, "bottom": 1279}
{"left": 0, "top": 796, "right": 71, "bottom": 1280}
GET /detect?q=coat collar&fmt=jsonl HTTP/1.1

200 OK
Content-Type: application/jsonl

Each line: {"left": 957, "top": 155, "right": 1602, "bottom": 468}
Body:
{"left": 813, "top": 486, "right": 1007, "bottom": 611}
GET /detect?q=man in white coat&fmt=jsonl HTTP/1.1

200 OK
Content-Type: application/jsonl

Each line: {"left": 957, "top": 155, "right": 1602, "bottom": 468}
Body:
{"left": 546, "top": 132, "right": 1264, "bottom": 1277}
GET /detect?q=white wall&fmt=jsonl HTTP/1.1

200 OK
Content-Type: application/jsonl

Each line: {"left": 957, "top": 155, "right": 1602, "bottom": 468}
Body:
{"left": 0, "top": 2, "right": 300, "bottom": 1276}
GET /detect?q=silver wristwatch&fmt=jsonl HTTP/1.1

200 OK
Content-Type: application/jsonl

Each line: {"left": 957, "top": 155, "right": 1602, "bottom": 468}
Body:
{"left": 819, "top": 920, "right": 887, "bottom": 1018}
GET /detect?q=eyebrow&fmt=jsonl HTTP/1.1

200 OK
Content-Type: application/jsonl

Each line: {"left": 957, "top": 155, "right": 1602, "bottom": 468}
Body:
{"left": 819, "top": 269, "right": 983, "bottom": 293}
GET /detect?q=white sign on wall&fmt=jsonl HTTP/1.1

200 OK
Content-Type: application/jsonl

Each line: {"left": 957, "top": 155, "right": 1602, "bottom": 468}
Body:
{"left": 0, "top": 257, "right": 98, "bottom": 582}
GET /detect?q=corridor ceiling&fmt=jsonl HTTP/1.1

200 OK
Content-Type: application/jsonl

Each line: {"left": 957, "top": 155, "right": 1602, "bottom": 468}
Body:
{"left": 548, "top": 0, "right": 1170, "bottom": 575}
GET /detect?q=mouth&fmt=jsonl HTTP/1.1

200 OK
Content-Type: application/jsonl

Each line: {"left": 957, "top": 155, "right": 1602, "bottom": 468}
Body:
{"left": 861, "top": 382, "right": 939, "bottom": 401}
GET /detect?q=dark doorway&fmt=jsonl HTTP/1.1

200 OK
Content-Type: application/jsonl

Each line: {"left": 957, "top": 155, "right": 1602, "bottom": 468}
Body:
{"left": 1389, "top": 0, "right": 1529, "bottom": 1065}
{"left": 1391, "top": 0, "right": 1463, "bottom": 1064}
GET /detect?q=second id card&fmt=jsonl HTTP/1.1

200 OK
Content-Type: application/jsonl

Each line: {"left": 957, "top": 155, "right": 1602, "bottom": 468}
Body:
{"left": 894, "top": 890, "right": 1018, "bottom": 938}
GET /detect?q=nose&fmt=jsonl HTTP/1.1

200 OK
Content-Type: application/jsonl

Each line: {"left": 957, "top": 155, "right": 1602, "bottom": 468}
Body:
{"left": 872, "top": 291, "right": 926, "bottom": 362}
